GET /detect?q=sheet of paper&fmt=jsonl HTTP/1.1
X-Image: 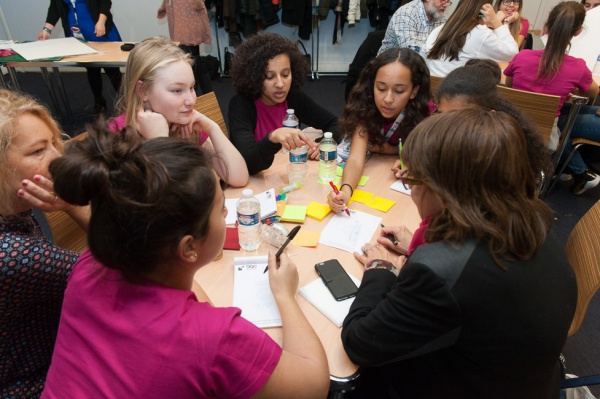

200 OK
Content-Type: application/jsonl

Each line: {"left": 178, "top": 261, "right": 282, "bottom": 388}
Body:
{"left": 358, "top": 176, "right": 370, "bottom": 187}
{"left": 306, "top": 201, "right": 331, "bottom": 221}
{"left": 233, "top": 256, "right": 281, "bottom": 328}
{"left": 0, "top": 40, "right": 15, "bottom": 50}
{"left": 299, "top": 275, "right": 361, "bottom": 327}
{"left": 292, "top": 230, "right": 321, "bottom": 247}
{"left": 318, "top": 210, "right": 382, "bottom": 253}
{"left": 390, "top": 180, "right": 412, "bottom": 196}
{"left": 12, "top": 37, "right": 98, "bottom": 61}
{"left": 225, "top": 188, "right": 277, "bottom": 225}
{"left": 366, "top": 196, "right": 396, "bottom": 212}
{"left": 281, "top": 205, "right": 307, "bottom": 223}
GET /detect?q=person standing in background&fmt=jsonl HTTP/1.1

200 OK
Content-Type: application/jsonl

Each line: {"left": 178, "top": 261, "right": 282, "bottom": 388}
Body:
{"left": 39, "top": 0, "right": 123, "bottom": 115}
{"left": 157, "top": 0, "right": 214, "bottom": 95}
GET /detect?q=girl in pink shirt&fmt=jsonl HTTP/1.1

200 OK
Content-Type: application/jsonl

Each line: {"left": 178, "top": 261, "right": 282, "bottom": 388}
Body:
{"left": 42, "top": 126, "right": 329, "bottom": 399}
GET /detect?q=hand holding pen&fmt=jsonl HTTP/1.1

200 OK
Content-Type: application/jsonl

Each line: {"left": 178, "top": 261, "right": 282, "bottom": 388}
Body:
{"left": 328, "top": 181, "right": 351, "bottom": 216}
{"left": 264, "top": 225, "right": 301, "bottom": 273}
{"left": 377, "top": 224, "right": 414, "bottom": 256}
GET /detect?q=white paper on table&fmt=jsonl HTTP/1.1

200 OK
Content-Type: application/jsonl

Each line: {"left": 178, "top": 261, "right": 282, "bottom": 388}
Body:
{"left": 299, "top": 275, "right": 361, "bottom": 327}
{"left": 0, "top": 40, "right": 15, "bottom": 50}
{"left": 11, "top": 37, "right": 98, "bottom": 61}
{"left": 390, "top": 180, "right": 411, "bottom": 196}
{"left": 225, "top": 188, "right": 277, "bottom": 225}
{"left": 233, "top": 256, "right": 281, "bottom": 328}
{"left": 318, "top": 210, "right": 382, "bottom": 253}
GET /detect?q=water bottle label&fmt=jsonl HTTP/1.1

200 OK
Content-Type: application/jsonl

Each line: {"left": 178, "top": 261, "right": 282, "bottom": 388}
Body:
{"left": 289, "top": 152, "right": 308, "bottom": 163}
{"left": 320, "top": 150, "right": 337, "bottom": 161}
{"left": 238, "top": 212, "right": 260, "bottom": 226}
{"left": 283, "top": 121, "right": 299, "bottom": 129}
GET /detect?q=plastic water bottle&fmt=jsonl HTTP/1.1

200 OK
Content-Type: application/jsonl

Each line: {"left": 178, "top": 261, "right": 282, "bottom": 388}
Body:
{"left": 237, "top": 189, "right": 262, "bottom": 251}
{"left": 593, "top": 55, "right": 600, "bottom": 77}
{"left": 319, "top": 132, "right": 337, "bottom": 182}
{"left": 282, "top": 109, "right": 299, "bottom": 155}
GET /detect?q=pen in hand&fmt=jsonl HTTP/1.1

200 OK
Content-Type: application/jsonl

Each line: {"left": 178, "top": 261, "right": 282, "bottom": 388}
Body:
{"left": 264, "top": 225, "right": 301, "bottom": 273}
{"left": 381, "top": 223, "right": 399, "bottom": 246}
{"left": 329, "top": 181, "right": 351, "bottom": 217}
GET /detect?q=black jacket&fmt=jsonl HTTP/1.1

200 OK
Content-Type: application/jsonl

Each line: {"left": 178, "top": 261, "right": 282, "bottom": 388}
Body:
{"left": 44, "top": 0, "right": 114, "bottom": 38}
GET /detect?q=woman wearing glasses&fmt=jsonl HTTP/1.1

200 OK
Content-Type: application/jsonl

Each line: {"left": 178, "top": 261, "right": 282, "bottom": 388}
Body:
{"left": 341, "top": 109, "right": 576, "bottom": 398}
{"left": 495, "top": 0, "right": 529, "bottom": 49}
{"left": 423, "top": 0, "right": 519, "bottom": 77}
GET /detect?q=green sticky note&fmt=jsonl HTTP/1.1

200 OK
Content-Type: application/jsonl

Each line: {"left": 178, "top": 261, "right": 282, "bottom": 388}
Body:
{"left": 336, "top": 166, "right": 344, "bottom": 177}
{"left": 280, "top": 205, "right": 307, "bottom": 223}
{"left": 358, "top": 175, "right": 370, "bottom": 186}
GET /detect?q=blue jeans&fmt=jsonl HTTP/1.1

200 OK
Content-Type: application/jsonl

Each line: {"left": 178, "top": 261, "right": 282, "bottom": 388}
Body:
{"left": 558, "top": 105, "right": 600, "bottom": 175}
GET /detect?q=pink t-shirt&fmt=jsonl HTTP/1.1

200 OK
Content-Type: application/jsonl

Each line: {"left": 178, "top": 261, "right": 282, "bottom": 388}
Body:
{"left": 519, "top": 18, "right": 529, "bottom": 37}
{"left": 254, "top": 99, "right": 289, "bottom": 141}
{"left": 407, "top": 217, "right": 431, "bottom": 255}
{"left": 504, "top": 50, "right": 593, "bottom": 115}
{"left": 41, "top": 250, "right": 282, "bottom": 399}
{"left": 109, "top": 113, "right": 209, "bottom": 145}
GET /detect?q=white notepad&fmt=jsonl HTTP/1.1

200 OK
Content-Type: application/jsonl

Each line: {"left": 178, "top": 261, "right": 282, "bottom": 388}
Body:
{"left": 318, "top": 210, "right": 382, "bottom": 253}
{"left": 390, "top": 180, "right": 411, "bottom": 196}
{"left": 299, "top": 275, "right": 361, "bottom": 327}
{"left": 225, "top": 188, "right": 278, "bottom": 225}
{"left": 233, "top": 256, "right": 281, "bottom": 328}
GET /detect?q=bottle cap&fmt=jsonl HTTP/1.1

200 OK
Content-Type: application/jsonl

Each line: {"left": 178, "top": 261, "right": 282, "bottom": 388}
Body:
{"left": 287, "top": 109, "right": 295, "bottom": 114}
{"left": 324, "top": 132, "right": 333, "bottom": 139}
{"left": 242, "top": 189, "right": 254, "bottom": 198}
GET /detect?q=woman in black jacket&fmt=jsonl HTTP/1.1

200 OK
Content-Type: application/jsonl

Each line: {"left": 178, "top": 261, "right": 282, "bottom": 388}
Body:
{"left": 38, "top": 0, "right": 122, "bottom": 114}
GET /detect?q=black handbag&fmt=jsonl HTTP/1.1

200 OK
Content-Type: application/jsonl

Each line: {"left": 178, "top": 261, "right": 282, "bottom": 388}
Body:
{"left": 223, "top": 47, "right": 234, "bottom": 75}
{"left": 296, "top": 40, "right": 312, "bottom": 70}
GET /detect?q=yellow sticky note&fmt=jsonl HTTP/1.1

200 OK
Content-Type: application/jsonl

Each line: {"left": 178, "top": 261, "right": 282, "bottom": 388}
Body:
{"left": 366, "top": 196, "right": 396, "bottom": 212}
{"left": 292, "top": 230, "right": 321, "bottom": 247}
{"left": 351, "top": 189, "right": 374, "bottom": 204}
{"left": 358, "top": 175, "right": 370, "bottom": 186}
{"left": 306, "top": 201, "right": 331, "bottom": 221}
{"left": 336, "top": 166, "right": 344, "bottom": 177}
{"left": 280, "top": 205, "right": 307, "bottom": 223}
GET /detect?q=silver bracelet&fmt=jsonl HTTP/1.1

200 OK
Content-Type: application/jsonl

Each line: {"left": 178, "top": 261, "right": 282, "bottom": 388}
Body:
{"left": 43, "top": 27, "right": 52, "bottom": 34}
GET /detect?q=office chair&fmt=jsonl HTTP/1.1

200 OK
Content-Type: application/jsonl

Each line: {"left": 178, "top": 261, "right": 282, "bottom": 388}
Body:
{"left": 194, "top": 91, "right": 228, "bottom": 138}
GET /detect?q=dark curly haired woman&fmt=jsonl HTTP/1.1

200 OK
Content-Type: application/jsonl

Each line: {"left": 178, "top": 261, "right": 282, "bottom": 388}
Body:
{"left": 228, "top": 33, "right": 340, "bottom": 175}
{"left": 328, "top": 48, "right": 431, "bottom": 215}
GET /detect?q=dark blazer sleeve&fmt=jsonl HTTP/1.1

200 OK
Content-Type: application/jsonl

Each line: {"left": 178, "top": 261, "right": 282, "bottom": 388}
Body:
{"left": 341, "top": 260, "right": 461, "bottom": 367}
{"left": 45, "top": 0, "right": 63, "bottom": 28}
{"left": 288, "top": 91, "right": 341, "bottom": 143}
{"left": 98, "top": 0, "right": 113, "bottom": 16}
{"left": 228, "top": 94, "right": 282, "bottom": 175}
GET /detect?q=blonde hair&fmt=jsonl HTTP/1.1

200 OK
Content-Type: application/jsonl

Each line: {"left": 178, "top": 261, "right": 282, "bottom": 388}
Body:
{"left": 0, "top": 89, "right": 64, "bottom": 214}
{"left": 115, "top": 36, "right": 192, "bottom": 130}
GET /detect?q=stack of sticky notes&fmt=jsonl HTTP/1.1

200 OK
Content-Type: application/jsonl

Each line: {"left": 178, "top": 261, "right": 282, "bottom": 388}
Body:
{"left": 348, "top": 189, "right": 396, "bottom": 213}
{"left": 292, "top": 230, "right": 321, "bottom": 247}
{"left": 280, "top": 205, "right": 307, "bottom": 223}
{"left": 306, "top": 202, "right": 331, "bottom": 221}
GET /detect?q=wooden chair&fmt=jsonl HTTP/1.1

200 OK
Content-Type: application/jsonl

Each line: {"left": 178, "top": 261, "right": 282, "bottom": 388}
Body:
{"left": 560, "top": 199, "right": 600, "bottom": 394}
{"left": 429, "top": 75, "right": 443, "bottom": 100}
{"left": 43, "top": 211, "right": 87, "bottom": 253}
{"left": 194, "top": 91, "right": 228, "bottom": 137}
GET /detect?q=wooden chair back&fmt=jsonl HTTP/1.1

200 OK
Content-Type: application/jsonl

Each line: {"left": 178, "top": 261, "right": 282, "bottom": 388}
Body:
{"left": 43, "top": 211, "right": 88, "bottom": 253}
{"left": 194, "top": 92, "right": 228, "bottom": 138}
{"left": 429, "top": 75, "right": 444, "bottom": 100}
{"left": 565, "top": 199, "right": 600, "bottom": 336}
{"left": 496, "top": 85, "right": 560, "bottom": 148}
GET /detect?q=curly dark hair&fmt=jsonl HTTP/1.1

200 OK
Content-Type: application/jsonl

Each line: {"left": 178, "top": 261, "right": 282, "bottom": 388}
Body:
{"left": 231, "top": 33, "right": 311, "bottom": 99}
{"left": 340, "top": 48, "right": 431, "bottom": 147}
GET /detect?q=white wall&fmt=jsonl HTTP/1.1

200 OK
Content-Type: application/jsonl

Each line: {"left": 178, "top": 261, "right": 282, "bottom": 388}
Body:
{"left": 0, "top": 0, "right": 550, "bottom": 73}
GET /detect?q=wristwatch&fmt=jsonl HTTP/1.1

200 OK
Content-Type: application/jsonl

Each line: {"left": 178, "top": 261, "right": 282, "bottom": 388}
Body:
{"left": 43, "top": 27, "right": 52, "bottom": 34}
{"left": 364, "top": 259, "right": 399, "bottom": 276}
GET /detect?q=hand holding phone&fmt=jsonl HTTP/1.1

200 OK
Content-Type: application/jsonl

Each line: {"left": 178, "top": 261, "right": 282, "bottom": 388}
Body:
{"left": 315, "top": 259, "right": 358, "bottom": 301}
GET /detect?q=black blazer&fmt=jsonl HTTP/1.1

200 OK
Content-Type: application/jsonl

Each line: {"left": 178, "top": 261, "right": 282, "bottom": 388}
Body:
{"left": 44, "top": 0, "right": 114, "bottom": 38}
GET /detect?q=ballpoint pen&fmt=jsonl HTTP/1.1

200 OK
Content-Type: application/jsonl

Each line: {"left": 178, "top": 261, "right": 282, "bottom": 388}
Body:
{"left": 264, "top": 225, "right": 301, "bottom": 273}
{"left": 329, "top": 181, "right": 351, "bottom": 217}
{"left": 381, "top": 223, "right": 399, "bottom": 246}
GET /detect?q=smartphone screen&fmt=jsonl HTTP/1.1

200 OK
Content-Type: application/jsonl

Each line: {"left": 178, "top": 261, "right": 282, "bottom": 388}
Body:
{"left": 315, "top": 259, "right": 358, "bottom": 301}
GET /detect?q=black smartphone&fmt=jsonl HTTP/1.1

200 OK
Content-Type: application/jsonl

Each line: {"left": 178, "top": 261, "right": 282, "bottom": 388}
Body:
{"left": 315, "top": 259, "right": 358, "bottom": 301}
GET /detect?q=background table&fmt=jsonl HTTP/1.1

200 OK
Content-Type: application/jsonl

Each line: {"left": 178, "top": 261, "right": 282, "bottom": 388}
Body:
{"left": 194, "top": 151, "right": 422, "bottom": 391}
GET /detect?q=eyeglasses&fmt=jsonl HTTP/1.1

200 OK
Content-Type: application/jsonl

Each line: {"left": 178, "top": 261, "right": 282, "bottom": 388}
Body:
{"left": 440, "top": 0, "right": 453, "bottom": 5}
{"left": 501, "top": 0, "right": 520, "bottom": 5}
{"left": 399, "top": 170, "right": 422, "bottom": 191}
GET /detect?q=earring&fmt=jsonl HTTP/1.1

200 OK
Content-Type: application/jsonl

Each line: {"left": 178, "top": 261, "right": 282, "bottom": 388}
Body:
{"left": 189, "top": 253, "right": 197, "bottom": 260}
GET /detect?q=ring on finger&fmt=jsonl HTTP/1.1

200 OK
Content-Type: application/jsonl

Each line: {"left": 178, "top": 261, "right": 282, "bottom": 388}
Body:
{"left": 51, "top": 194, "right": 58, "bottom": 204}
